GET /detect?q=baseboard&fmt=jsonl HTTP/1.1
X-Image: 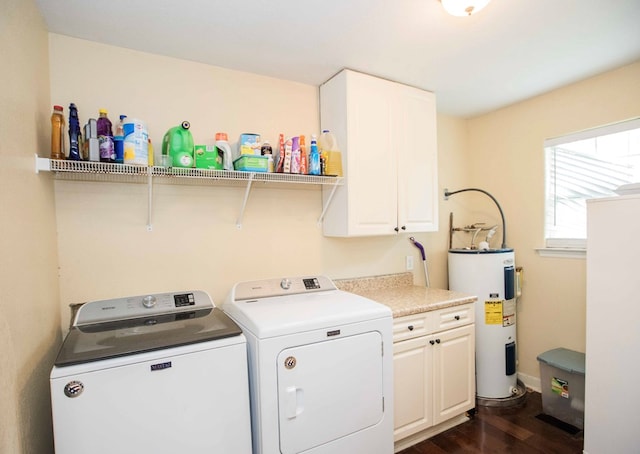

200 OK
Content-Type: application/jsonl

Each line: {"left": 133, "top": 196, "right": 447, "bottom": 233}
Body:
{"left": 393, "top": 414, "right": 469, "bottom": 453}
{"left": 518, "top": 371, "right": 541, "bottom": 393}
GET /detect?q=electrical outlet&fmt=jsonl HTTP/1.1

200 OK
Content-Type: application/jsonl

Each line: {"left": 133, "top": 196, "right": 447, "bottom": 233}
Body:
{"left": 406, "top": 255, "right": 414, "bottom": 270}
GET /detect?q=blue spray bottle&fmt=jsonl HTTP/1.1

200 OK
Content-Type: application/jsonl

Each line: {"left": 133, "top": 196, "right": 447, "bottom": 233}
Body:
{"left": 68, "top": 103, "right": 82, "bottom": 161}
{"left": 309, "top": 134, "right": 321, "bottom": 175}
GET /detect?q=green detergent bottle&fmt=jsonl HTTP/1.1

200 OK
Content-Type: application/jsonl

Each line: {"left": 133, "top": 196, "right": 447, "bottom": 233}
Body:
{"left": 162, "top": 121, "right": 194, "bottom": 168}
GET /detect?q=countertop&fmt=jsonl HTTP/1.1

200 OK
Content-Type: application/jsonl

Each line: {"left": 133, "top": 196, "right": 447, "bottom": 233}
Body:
{"left": 334, "top": 272, "right": 477, "bottom": 318}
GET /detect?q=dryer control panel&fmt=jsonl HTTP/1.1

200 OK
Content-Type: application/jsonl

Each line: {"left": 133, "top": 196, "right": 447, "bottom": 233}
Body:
{"left": 233, "top": 276, "right": 336, "bottom": 301}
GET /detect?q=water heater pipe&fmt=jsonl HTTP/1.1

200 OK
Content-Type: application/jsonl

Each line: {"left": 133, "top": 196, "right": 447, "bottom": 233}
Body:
{"left": 444, "top": 187, "right": 508, "bottom": 249}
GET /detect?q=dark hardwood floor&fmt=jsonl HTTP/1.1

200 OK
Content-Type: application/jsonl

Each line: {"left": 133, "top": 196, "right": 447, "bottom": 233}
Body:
{"left": 398, "top": 391, "right": 584, "bottom": 454}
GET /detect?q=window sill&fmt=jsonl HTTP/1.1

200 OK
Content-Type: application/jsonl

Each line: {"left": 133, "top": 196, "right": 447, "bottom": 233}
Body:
{"left": 535, "top": 248, "right": 586, "bottom": 259}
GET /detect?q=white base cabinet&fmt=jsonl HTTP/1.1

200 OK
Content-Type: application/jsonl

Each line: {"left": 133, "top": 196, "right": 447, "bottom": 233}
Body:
{"left": 392, "top": 304, "right": 475, "bottom": 451}
{"left": 320, "top": 69, "right": 438, "bottom": 237}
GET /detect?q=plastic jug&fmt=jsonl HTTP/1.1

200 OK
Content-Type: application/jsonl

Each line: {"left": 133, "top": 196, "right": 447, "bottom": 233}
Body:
{"left": 50, "top": 105, "right": 65, "bottom": 160}
{"left": 162, "top": 121, "right": 194, "bottom": 168}
{"left": 123, "top": 118, "right": 149, "bottom": 166}
{"left": 319, "top": 129, "right": 343, "bottom": 176}
{"left": 215, "top": 132, "right": 233, "bottom": 171}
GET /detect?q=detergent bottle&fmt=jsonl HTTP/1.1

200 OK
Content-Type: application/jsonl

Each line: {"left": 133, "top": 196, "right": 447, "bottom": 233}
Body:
{"left": 123, "top": 118, "right": 149, "bottom": 166}
{"left": 162, "top": 121, "right": 195, "bottom": 168}
{"left": 319, "top": 129, "right": 343, "bottom": 176}
{"left": 215, "top": 132, "right": 233, "bottom": 171}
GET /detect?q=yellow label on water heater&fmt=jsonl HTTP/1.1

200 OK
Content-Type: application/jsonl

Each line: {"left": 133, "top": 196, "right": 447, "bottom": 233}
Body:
{"left": 485, "top": 300, "right": 503, "bottom": 325}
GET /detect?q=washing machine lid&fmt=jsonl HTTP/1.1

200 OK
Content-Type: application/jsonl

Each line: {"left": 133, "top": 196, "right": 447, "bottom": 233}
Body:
{"left": 222, "top": 276, "right": 391, "bottom": 338}
{"left": 54, "top": 291, "right": 242, "bottom": 366}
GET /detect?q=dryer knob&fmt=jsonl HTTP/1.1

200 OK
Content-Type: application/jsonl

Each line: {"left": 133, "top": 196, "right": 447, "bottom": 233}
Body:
{"left": 142, "top": 295, "right": 157, "bottom": 308}
{"left": 280, "top": 278, "right": 292, "bottom": 290}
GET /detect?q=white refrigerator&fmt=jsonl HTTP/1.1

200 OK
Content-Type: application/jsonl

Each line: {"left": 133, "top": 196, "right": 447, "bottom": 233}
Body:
{"left": 585, "top": 193, "right": 640, "bottom": 454}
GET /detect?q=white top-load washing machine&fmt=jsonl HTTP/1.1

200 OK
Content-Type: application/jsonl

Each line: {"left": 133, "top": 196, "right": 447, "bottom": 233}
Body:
{"left": 50, "top": 290, "right": 252, "bottom": 454}
{"left": 222, "top": 276, "right": 394, "bottom": 454}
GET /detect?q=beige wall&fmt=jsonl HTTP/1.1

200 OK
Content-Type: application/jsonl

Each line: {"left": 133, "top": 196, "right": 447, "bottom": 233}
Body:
{"left": 49, "top": 35, "right": 640, "bottom": 386}
{"left": 5, "top": 19, "right": 636, "bottom": 451}
{"left": 0, "top": 0, "right": 60, "bottom": 452}
{"left": 49, "top": 34, "right": 463, "bottom": 330}
{"left": 466, "top": 61, "right": 640, "bottom": 385}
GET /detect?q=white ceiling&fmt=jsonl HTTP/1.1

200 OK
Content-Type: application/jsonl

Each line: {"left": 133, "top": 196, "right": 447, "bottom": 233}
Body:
{"left": 35, "top": 0, "right": 640, "bottom": 118}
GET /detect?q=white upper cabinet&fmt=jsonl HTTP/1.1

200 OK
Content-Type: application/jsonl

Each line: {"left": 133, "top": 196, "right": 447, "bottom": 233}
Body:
{"left": 320, "top": 69, "right": 438, "bottom": 237}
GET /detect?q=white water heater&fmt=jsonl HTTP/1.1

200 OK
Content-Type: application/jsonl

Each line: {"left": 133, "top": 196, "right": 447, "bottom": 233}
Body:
{"left": 448, "top": 249, "right": 517, "bottom": 399}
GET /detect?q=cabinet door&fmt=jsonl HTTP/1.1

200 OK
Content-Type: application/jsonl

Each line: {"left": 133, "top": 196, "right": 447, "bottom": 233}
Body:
{"left": 394, "top": 84, "right": 438, "bottom": 233}
{"left": 392, "top": 335, "right": 433, "bottom": 441}
{"left": 345, "top": 71, "right": 398, "bottom": 235}
{"left": 321, "top": 70, "right": 398, "bottom": 237}
{"left": 432, "top": 324, "right": 475, "bottom": 426}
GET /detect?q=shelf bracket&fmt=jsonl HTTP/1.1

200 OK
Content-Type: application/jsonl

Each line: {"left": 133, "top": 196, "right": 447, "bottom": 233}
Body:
{"left": 146, "top": 166, "right": 153, "bottom": 231}
{"left": 35, "top": 155, "right": 51, "bottom": 173}
{"left": 317, "top": 178, "right": 341, "bottom": 226}
{"left": 236, "top": 173, "right": 255, "bottom": 229}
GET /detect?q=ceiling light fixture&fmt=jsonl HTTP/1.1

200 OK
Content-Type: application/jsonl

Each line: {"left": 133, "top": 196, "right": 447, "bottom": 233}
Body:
{"left": 440, "top": 0, "right": 491, "bottom": 16}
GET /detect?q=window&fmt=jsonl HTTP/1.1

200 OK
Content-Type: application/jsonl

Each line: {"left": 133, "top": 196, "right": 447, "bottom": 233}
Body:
{"left": 544, "top": 118, "right": 640, "bottom": 249}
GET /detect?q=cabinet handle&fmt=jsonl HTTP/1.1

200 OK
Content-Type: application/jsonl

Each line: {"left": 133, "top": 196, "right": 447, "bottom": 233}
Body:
{"left": 407, "top": 325, "right": 414, "bottom": 331}
{"left": 394, "top": 227, "right": 399, "bottom": 232}
{"left": 401, "top": 226, "right": 406, "bottom": 230}
{"left": 435, "top": 338, "right": 441, "bottom": 344}
{"left": 429, "top": 340, "right": 435, "bottom": 345}
{"left": 454, "top": 315, "right": 460, "bottom": 320}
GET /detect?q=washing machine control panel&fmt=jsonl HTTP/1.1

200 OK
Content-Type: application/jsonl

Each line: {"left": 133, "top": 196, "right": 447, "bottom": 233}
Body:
{"left": 74, "top": 290, "right": 213, "bottom": 326}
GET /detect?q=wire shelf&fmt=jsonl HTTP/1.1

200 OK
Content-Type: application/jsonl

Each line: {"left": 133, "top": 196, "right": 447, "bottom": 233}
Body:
{"left": 44, "top": 159, "right": 149, "bottom": 183}
{"left": 39, "top": 159, "right": 342, "bottom": 186}
{"left": 35, "top": 156, "right": 343, "bottom": 229}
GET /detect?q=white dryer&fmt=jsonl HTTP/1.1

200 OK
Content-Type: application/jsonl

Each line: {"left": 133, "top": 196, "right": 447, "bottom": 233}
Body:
{"left": 50, "top": 290, "right": 252, "bottom": 454}
{"left": 222, "top": 276, "right": 394, "bottom": 454}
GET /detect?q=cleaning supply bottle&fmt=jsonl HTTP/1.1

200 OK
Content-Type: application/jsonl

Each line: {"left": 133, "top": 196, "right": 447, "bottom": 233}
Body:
{"left": 319, "top": 129, "right": 343, "bottom": 176}
{"left": 148, "top": 138, "right": 154, "bottom": 166}
{"left": 309, "top": 134, "right": 321, "bottom": 175}
{"left": 50, "top": 105, "right": 65, "bottom": 160}
{"left": 97, "top": 109, "right": 114, "bottom": 162}
{"left": 275, "top": 133, "right": 285, "bottom": 173}
{"left": 261, "top": 140, "right": 274, "bottom": 172}
{"left": 68, "top": 103, "right": 82, "bottom": 161}
{"left": 215, "top": 132, "right": 233, "bottom": 171}
{"left": 123, "top": 118, "right": 149, "bottom": 165}
{"left": 283, "top": 137, "right": 293, "bottom": 173}
{"left": 299, "top": 135, "right": 308, "bottom": 175}
{"left": 290, "top": 136, "right": 301, "bottom": 174}
{"left": 114, "top": 114, "right": 126, "bottom": 164}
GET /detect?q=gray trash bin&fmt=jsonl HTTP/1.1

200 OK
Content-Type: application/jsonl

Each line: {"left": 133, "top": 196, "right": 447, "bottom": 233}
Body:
{"left": 537, "top": 347, "right": 585, "bottom": 429}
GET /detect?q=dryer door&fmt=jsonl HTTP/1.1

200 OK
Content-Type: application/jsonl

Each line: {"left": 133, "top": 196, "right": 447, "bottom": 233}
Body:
{"left": 277, "top": 331, "right": 384, "bottom": 454}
